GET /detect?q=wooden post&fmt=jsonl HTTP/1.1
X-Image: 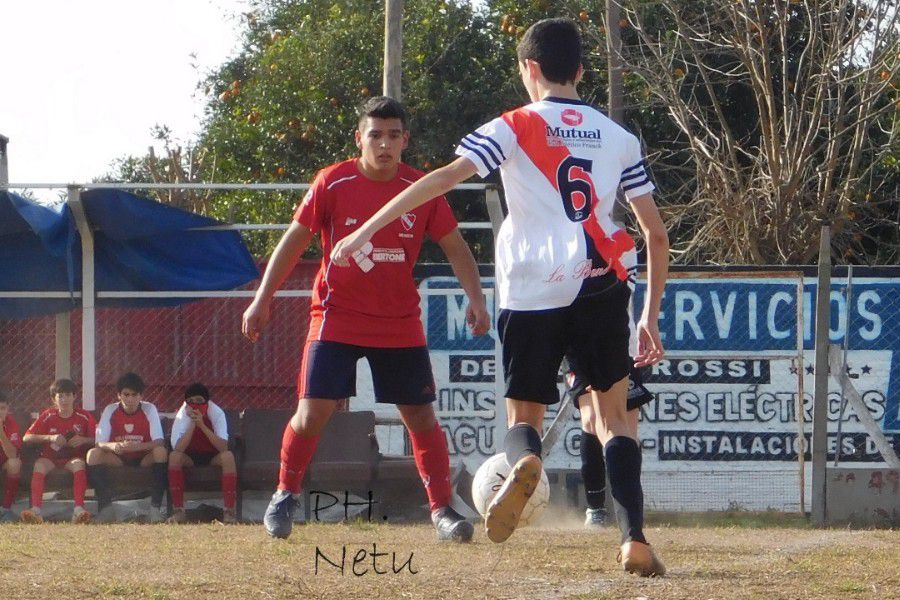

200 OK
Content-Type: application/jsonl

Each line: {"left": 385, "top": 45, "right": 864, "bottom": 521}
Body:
{"left": 383, "top": 0, "right": 403, "bottom": 100}
{"left": 606, "top": 2, "right": 626, "bottom": 224}
{"left": 811, "top": 226, "right": 831, "bottom": 525}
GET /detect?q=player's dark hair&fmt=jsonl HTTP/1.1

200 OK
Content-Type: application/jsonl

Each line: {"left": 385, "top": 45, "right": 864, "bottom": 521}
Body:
{"left": 116, "top": 372, "right": 145, "bottom": 394}
{"left": 517, "top": 18, "right": 582, "bottom": 85}
{"left": 184, "top": 382, "right": 210, "bottom": 401}
{"left": 50, "top": 378, "right": 78, "bottom": 396}
{"left": 358, "top": 96, "right": 408, "bottom": 130}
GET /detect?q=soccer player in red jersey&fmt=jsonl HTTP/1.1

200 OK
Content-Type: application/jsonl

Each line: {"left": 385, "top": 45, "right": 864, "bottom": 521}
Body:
{"left": 0, "top": 391, "right": 23, "bottom": 522}
{"left": 166, "top": 382, "right": 238, "bottom": 524}
{"left": 332, "top": 20, "right": 668, "bottom": 576}
{"left": 21, "top": 378, "right": 96, "bottom": 524}
{"left": 86, "top": 372, "right": 168, "bottom": 522}
{"left": 242, "top": 96, "right": 490, "bottom": 541}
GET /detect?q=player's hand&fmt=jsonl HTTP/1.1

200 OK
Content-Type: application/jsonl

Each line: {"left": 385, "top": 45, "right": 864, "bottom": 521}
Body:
{"left": 330, "top": 229, "right": 373, "bottom": 268}
{"left": 53, "top": 434, "right": 67, "bottom": 447}
{"left": 66, "top": 436, "right": 81, "bottom": 448}
{"left": 242, "top": 299, "right": 271, "bottom": 343}
{"left": 188, "top": 408, "right": 202, "bottom": 423}
{"left": 466, "top": 301, "right": 491, "bottom": 337}
{"left": 634, "top": 317, "right": 665, "bottom": 368}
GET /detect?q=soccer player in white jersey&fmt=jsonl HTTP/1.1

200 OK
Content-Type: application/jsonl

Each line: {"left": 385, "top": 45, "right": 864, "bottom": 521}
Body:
{"left": 331, "top": 18, "right": 668, "bottom": 576}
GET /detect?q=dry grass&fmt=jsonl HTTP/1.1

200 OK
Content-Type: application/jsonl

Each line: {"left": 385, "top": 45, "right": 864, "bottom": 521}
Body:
{"left": 0, "top": 517, "right": 897, "bottom": 599}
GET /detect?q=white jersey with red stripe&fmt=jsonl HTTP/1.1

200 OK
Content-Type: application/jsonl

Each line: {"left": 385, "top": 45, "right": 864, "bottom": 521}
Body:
{"left": 455, "top": 97, "right": 655, "bottom": 311}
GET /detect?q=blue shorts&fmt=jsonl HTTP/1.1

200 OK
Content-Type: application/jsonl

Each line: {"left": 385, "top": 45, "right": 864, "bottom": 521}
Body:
{"left": 298, "top": 340, "right": 436, "bottom": 405}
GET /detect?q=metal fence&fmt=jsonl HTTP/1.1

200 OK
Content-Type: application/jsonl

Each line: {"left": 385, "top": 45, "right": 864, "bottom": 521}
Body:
{"left": 2, "top": 183, "right": 898, "bottom": 516}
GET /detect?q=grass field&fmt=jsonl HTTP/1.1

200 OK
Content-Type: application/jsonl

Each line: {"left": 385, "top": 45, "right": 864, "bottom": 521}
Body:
{"left": 0, "top": 512, "right": 897, "bottom": 600}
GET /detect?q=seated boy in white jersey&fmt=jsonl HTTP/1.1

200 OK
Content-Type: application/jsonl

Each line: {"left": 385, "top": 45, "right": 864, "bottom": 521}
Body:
{"left": 242, "top": 97, "right": 490, "bottom": 542}
{"left": 87, "top": 372, "right": 168, "bottom": 522}
{"left": 331, "top": 19, "right": 669, "bottom": 576}
{"left": 167, "top": 383, "right": 237, "bottom": 524}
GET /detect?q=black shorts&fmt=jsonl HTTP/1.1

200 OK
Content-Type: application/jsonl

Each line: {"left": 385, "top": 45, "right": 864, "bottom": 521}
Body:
{"left": 297, "top": 340, "right": 436, "bottom": 405}
{"left": 563, "top": 355, "right": 654, "bottom": 411}
{"left": 498, "top": 283, "right": 632, "bottom": 405}
{"left": 188, "top": 452, "right": 218, "bottom": 467}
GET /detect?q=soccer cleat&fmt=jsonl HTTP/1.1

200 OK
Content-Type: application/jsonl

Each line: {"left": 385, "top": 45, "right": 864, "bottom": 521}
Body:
{"left": 264, "top": 489, "right": 299, "bottom": 539}
{"left": 166, "top": 508, "right": 188, "bottom": 524}
{"left": 584, "top": 507, "right": 608, "bottom": 529}
{"left": 619, "top": 541, "right": 667, "bottom": 577}
{"left": 431, "top": 506, "right": 474, "bottom": 543}
{"left": 148, "top": 505, "right": 165, "bottom": 524}
{"left": 72, "top": 507, "right": 93, "bottom": 524}
{"left": 222, "top": 508, "right": 238, "bottom": 524}
{"left": 484, "top": 454, "right": 542, "bottom": 544}
{"left": 20, "top": 509, "right": 43, "bottom": 524}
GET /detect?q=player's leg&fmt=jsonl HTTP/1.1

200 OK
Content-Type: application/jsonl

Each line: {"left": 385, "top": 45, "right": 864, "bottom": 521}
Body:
{"left": 65, "top": 458, "right": 91, "bottom": 523}
{"left": 578, "top": 396, "right": 608, "bottom": 527}
{"left": 137, "top": 445, "right": 168, "bottom": 522}
{"left": 166, "top": 450, "right": 195, "bottom": 523}
{"left": 367, "top": 345, "right": 473, "bottom": 542}
{"left": 592, "top": 383, "right": 663, "bottom": 576}
{"left": 1, "top": 457, "right": 22, "bottom": 521}
{"left": 485, "top": 307, "right": 565, "bottom": 543}
{"left": 86, "top": 447, "right": 123, "bottom": 517}
{"left": 265, "top": 340, "right": 354, "bottom": 539}
{"left": 21, "top": 457, "right": 54, "bottom": 523}
{"left": 211, "top": 450, "right": 238, "bottom": 523}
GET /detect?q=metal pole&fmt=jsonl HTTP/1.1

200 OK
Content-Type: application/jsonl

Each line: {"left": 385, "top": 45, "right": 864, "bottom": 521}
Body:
{"left": 67, "top": 187, "right": 96, "bottom": 411}
{"left": 383, "top": 0, "right": 403, "bottom": 100}
{"left": 0, "top": 134, "right": 9, "bottom": 186}
{"left": 795, "top": 276, "right": 805, "bottom": 515}
{"left": 811, "top": 226, "right": 831, "bottom": 526}
{"left": 55, "top": 313, "right": 71, "bottom": 379}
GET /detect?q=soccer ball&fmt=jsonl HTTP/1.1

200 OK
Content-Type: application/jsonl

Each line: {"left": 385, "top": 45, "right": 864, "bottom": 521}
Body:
{"left": 471, "top": 453, "right": 550, "bottom": 527}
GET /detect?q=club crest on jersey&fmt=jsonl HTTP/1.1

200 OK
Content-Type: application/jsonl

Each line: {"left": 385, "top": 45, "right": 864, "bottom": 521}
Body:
{"left": 561, "top": 108, "right": 583, "bottom": 126}
{"left": 401, "top": 212, "right": 416, "bottom": 231}
{"left": 124, "top": 423, "right": 134, "bottom": 433}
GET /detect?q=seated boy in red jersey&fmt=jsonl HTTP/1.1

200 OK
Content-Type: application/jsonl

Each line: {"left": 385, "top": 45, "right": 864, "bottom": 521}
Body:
{"left": 0, "top": 391, "right": 23, "bottom": 522}
{"left": 21, "top": 378, "right": 96, "bottom": 524}
{"left": 242, "top": 96, "right": 490, "bottom": 541}
{"left": 167, "top": 383, "right": 237, "bottom": 524}
{"left": 87, "top": 372, "right": 168, "bottom": 522}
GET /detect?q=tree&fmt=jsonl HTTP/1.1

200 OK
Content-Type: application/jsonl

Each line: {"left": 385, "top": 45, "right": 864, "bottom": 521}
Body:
{"left": 620, "top": 0, "right": 900, "bottom": 264}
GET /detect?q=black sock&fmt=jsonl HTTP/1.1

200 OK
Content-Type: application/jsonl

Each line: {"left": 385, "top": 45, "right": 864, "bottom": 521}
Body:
{"left": 604, "top": 436, "right": 646, "bottom": 544}
{"left": 580, "top": 432, "right": 606, "bottom": 510}
{"left": 504, "top": 423, "right": 542, "bottom": 466}
{"left": 151, "top": 462, "right": 168, "bottom": 508}
{"left": 87, "top": 465, "right": 112, "bottom": 510}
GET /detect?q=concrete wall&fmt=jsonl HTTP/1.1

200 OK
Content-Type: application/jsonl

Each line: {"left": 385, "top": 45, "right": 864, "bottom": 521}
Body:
{"left": 826, "top": 467, "right": 899, "bottom": 527}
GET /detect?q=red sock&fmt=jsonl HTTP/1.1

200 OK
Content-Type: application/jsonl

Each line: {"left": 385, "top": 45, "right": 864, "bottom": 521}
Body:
{"left": 3, "top": 475, "right": 19, "bottom": 509}
{"left": 73, "top": 469, "right": 87, "bottom": 508}
{"left": 278, "top": 423, "right": 319, "bottom": 494}
{"left": 169, "top": 467, "right": 185, "bottom": 509}
{"left": 222, "top": 473, "right": 237, "bottom": 510}
{"left": 31, "top": 472, "right": 45, "bottom": 509}
{"left": 409, "top": 422, "right": 452, "bottom": 512}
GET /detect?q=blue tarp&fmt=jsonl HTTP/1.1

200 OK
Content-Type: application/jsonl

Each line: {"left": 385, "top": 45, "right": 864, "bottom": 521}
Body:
{"left": 0, "top": 190, "right": 259, "bottom": 319}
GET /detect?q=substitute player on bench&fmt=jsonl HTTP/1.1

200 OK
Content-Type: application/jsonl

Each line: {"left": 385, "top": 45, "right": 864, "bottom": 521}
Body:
{"left": 331, "top": 19, "right": 668, "bottom": 576}
{"left": 242, "top": 96, "right": 490, "bottom": 542}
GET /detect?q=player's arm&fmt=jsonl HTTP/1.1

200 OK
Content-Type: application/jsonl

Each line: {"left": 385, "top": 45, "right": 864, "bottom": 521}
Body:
{"left": 630, "top": 193, "right": 669, "bottom": 367}
{"left": 171, "top": 409, "right": 194, "bottom": 453}
{"left": 331, "top": 157, "right": 479, "bottom": 265}
{"left": 196, "top": 407, "right": 228, "bottom": 453}
{"left": 242, "top": 221, "right": 315, "bottom": 342}
{"left": 436, "top": 229, "right": 490, "bottom": 336}
{"left": 0, "top": 426, "right": 17, "bottom": 458}
{"left": 23, "top": 417, "right": 64, "bottom": 447}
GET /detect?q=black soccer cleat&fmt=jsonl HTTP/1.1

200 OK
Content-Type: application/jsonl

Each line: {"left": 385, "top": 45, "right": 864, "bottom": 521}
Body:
{"left": 584, "top": 507, "right": 608, "bottom": 529}
{"left": 431, "top": 506, "right": 474, "bottom": 543}
{"left": 264, "top": 489, "right": 299, "bottom": 539}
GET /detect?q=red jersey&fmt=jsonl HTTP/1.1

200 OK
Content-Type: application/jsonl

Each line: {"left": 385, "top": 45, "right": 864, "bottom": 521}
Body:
{"left": 97, "top": 401, "right": 164, "bottom": 461}
{"left": 0, "top": 414, "right": 22, "bottom": 461}
{"left": 294, "top": 159, "right": 458, "bottom": 347}
{"left": 25, "top": 407, "right": 96, "bottom": 461}
{"left": 170, "top": 401, "right": 228, "bottom": 455}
